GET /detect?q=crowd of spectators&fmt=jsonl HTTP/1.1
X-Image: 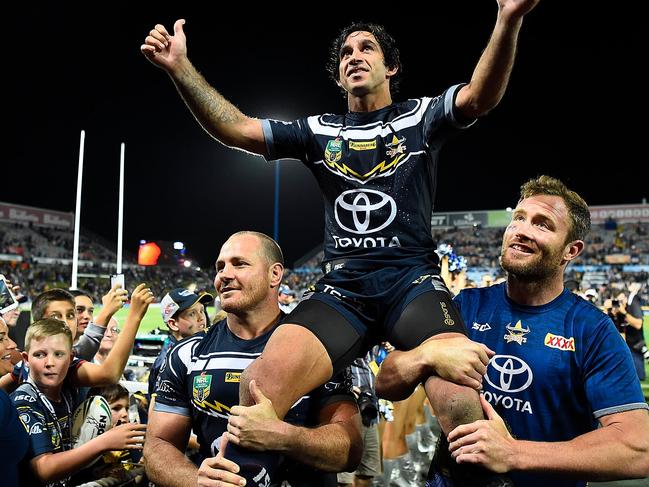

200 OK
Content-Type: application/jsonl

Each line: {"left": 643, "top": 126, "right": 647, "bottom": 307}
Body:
{"left": 3, "top": 220, "right": 649, "bottom": 304}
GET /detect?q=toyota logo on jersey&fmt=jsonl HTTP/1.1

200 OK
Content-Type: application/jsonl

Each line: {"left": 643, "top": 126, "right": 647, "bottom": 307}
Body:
{"left": 484, "top": 355, "right": 533, "bottom": 393}
{"left": 334, "top": 189, "right": 397, "bottom": 234}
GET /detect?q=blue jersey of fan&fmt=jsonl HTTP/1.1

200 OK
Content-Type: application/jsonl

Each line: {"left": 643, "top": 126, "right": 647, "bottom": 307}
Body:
{"left": 154, "top": 318, "right": 354, "bottom": 485}
{"left": 455, "top": 283, "right": 649, "bottom": 487}
{"left": 262, "top": 84, "right": 473, "bottom": 268}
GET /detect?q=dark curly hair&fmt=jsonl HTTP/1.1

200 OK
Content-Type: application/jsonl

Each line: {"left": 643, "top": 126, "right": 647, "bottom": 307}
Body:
{"left": 327, "top": 22, "right": 403, "bottom": 98}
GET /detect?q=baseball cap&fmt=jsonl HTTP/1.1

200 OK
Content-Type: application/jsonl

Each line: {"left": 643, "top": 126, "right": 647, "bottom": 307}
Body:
{"left": 279, "top": 284, "right": 295, "bottom": 297}
{"left": 161, "top": 288, "right": 213, "bottom": 324}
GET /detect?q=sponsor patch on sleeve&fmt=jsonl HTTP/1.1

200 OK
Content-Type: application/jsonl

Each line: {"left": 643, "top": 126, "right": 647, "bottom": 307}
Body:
{"left": 544, "top": 332, "right": 575, "bottom": 352}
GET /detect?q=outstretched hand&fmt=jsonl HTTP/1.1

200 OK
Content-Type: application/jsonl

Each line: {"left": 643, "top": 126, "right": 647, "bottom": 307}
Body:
{"left": 140, "top": 19, "right": 188, "bottom": 72}
{"left": 128, "top": 284, "right": 155, "bottom": 319}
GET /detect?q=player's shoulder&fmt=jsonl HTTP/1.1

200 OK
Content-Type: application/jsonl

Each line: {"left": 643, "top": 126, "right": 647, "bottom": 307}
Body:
{"left": 564, "top": 292, "right": 611, "bottom": 330}
{"left": 455, "top": 283, "right": 502, "bottom": 304}
{"left": 10, "top": 383, "right": 40, "bottom": 408}
{"left": 166, "top": 330, "right": 208, "bottom": 365}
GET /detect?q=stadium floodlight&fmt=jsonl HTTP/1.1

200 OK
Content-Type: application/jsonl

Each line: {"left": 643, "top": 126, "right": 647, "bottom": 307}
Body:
{"left": 173, "top": 241, "right": 185, "bottom": 250}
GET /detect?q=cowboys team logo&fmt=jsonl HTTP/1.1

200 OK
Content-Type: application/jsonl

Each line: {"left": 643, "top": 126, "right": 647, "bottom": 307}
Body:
{"left": 193, "top": 373, "right": 212, "bottom": 402}
{"left": 334, "top": 189, "right": 397, "bottom": 234}
{"left": 385, "top": 135, "right": 406, "bottom": 158}
{"left": 325, "top": 138, "right": 343, "bottom": 163}
{"left": 504, "top": 320, "right": 530, "bottom": 345}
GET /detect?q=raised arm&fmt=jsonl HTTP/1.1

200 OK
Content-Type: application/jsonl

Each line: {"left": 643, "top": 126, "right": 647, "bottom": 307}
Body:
{"left": 227, "top": 380, "right": 362, "bottom": 472}
{"left": 141, "top": 20, "right": 266, "bottom": 155}
{"left": 30, "top": 422, "right": 146, "bottom": 483}
{"left": 455, "top": 0, "right": 540, "bottom": 119}
{"left": 73, "top": 284, "right": 153, "bottom": 386}
{"left": 448, "top": 395, "right": 649, "bottom": 480}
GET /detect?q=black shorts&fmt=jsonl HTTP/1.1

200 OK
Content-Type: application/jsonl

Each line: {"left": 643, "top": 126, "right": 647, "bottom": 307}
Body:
{"left": 283, "top": 264, "right": 467, "bottom": 375}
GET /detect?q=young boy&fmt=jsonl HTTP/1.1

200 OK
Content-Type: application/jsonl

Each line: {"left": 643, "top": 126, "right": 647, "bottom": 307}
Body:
{"left": 89, "top": 383, "right": 131, "bottom": 426}
{"left": 2, "top": 284, "right": 149, "bottom": 392}
{"left": 11, "top": 319, "right": 147, "bottom": 487}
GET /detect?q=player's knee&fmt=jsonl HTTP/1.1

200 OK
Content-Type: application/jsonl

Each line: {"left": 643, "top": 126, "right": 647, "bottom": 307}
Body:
{"left": 424, "top": 376, "right": 482, "bottom": 431}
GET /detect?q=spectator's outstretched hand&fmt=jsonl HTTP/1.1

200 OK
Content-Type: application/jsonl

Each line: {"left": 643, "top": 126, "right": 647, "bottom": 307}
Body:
{"left": 128, "top": 284, "right": 155, "bottom": 320}
{"left": 100, "top": 423, "right": 147, "bottom": 451}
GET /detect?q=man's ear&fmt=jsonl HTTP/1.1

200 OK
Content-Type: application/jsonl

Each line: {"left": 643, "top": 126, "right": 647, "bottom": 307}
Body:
{"left": 563, "top": 240, "right": 585, "bottom": 263}
{"left": 269, "top": 263, "right": 284, "bottom": 288}
{"left": 385, "top": 65, "right": 398, "bottom": 79}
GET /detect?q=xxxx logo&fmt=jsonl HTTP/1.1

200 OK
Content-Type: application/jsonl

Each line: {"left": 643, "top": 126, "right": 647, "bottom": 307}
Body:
{"left": 544, "top": 333, "right": 575, "bottom": 352}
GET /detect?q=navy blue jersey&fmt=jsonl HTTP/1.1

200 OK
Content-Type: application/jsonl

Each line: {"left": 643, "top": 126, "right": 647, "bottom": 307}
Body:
{"left": 455, "top": 283, "right": 648, "bottom": 487}
{"left": 11, "top": 380, "right": 81, "bottom": 487}
{"left": 148, "top": 334, "right": 178, "bottom": 398}
{"left": 1, "top": 389, "right": 28, "bottom": 487}
{"left": 262, "top": 85, "right": 473, "bottom": 268}
{"left": 154, "top": 318, "right": 354, "bottom": 484}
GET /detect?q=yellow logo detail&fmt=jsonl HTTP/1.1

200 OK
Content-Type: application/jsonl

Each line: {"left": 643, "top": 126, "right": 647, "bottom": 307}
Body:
{"left": 225, "top": 372, "right": 241, "bottom": 383}
{"left": 324, "top": 153, "right": 407, "bottom": 182}
{"left": 192, "top": 398, "right": 232, "bottom": 414}
{"left": 349, "top": 140, "right": 377, "bottom": 151}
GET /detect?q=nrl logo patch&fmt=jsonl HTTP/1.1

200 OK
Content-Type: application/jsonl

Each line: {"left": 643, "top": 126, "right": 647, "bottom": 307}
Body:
{"left": 544, "top": 333, "right": 575, "bottom": 352}
{"left": 193, "top": 373, "right": 212, "bottom": 402}
{"left": 325, "top": 138, "right": 343, "bottom": 163}
{"left": 504, "top": 320, "right": 530, "bottom": 345}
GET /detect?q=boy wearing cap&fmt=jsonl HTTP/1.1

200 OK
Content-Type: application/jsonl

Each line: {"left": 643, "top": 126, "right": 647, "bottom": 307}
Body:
{"left": 148, "top": 289, "right": 212, "bottom": 398}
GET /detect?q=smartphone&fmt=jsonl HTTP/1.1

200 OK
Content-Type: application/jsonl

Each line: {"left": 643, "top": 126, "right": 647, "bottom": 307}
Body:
{"left": 110, "top": 273, "right": 125, "bottom": 291}
{"left": 0, "top": 274, "right": 19, "bottom": 314}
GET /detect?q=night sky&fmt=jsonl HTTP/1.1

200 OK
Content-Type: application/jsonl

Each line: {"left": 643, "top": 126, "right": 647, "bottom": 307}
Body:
{"left": 5, "top": 3, "right": 644, "bottom": 268}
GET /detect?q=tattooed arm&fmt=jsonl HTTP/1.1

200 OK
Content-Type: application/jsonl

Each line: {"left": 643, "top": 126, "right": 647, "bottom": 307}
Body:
{"left": 141, "top": 19, "right": 265, "bottom": 156}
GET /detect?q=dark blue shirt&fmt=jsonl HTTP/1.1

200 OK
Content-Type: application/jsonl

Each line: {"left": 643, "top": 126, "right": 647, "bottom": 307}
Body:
{"left": 263, "top": 85, "right": 473, "bottom": 268}
{"left": 154, "top": 318, "right": 354, "bottom": 485}
{"left": 1, "top": 389, "right": 29, "bottom": 487}
{"left": 456, "top": 283, "right": 648, "bottom": 487}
